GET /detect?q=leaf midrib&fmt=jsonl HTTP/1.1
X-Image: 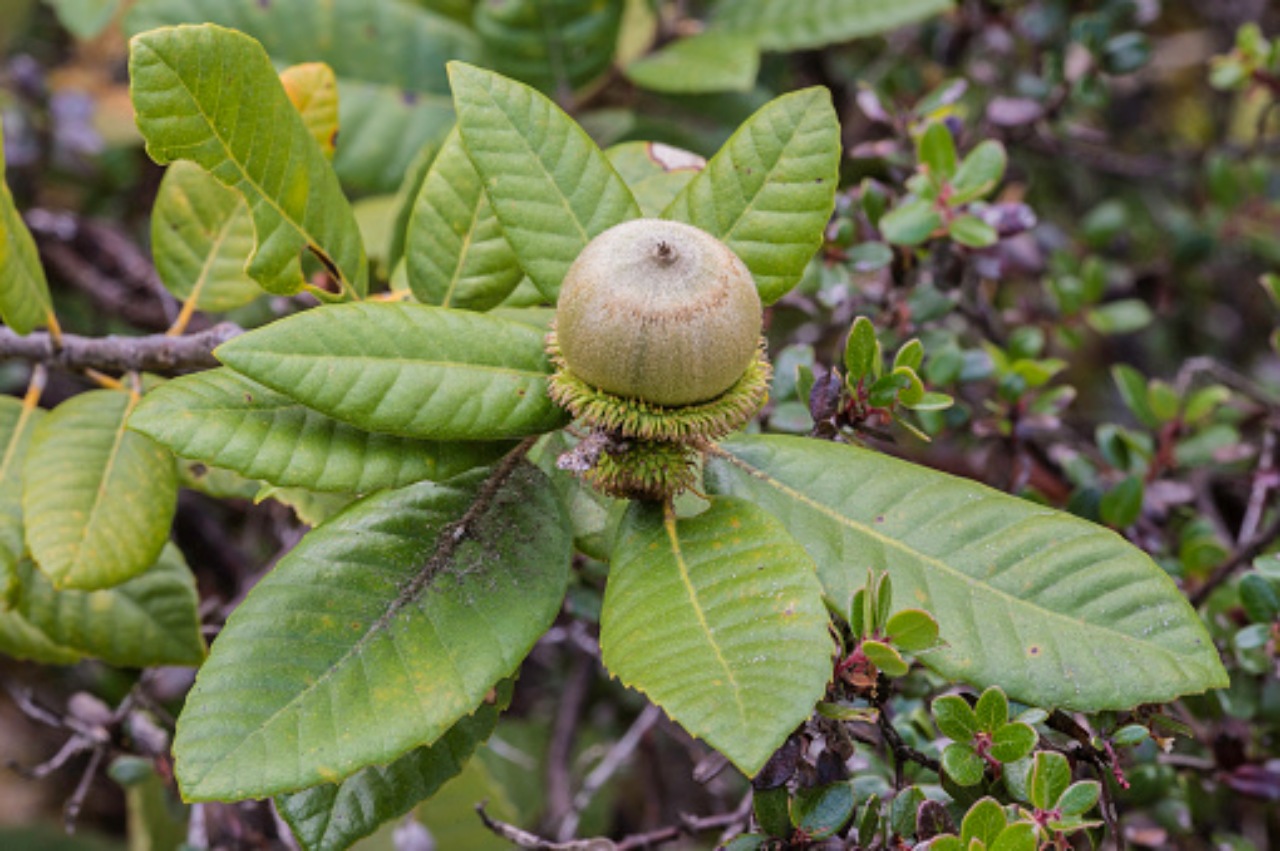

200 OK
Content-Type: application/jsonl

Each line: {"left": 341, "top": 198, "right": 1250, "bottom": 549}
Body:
{"left": 440, "top": 190, "right": 485, "bottom": 308}
{"left": 662, "top": 505, "right": 750, "bottom": 730}
{"left": 235, "top": 350, "right": 550, "bottom": 380}
{"left": 666, "top": 91, "right": 823, "bottom": 244}
{"left": 141, "top": 39, "right": 355, "bottom": 296}
{"left": 712, "top": 445, "right": 1206, "bottom": 661}
{"left": 186, "top": 198, "right": 248, "bottom": 308}
{"left": 0, "top": 404, "right": 37, "bottom": 489}
{"left": 65, "top": 395, "right": 136, "bottom": 585}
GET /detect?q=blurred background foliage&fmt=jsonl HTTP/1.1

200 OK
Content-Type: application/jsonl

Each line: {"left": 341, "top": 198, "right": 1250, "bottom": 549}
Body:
{"left": 1, "top": 0, "right": 1279, "bottom": 848}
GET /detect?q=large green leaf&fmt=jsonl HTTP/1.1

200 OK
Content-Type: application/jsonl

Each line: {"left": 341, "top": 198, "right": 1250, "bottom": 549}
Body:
{"left": 405, "top": 128, "right": 523, "bottom": 310}
{"left": 661, "top": 88, "right": 840, "bottom": 304}
{"left": 704, "top": 435, "right": 1229, "bottom": 711}
{"left": 711, "top": 0, "right": 955, "bottom": 51}
{"left": 129, "top": 24, "right": 368, "bottom": 298}
{"left": 127, "top": 0, "right": 476, "bottom": 193}
{"left": 276, "top": 682, "right": 510, "bottom": 851}
{"left": 151, "top": 162, "right": 261, "bottom": 312}
{"left": 23, "top": 390, "right": 177, "bottom": 591}
{"left": 600, "top": 497, "right": 832, "bottom": 776}
{"left": 0, "top": 606, "right": 82, "bottom": 665}
{"left": 473, "top": 0, "right": 623, "bottom": 95}
{"left": 130, "top": 368, "right": 509, "bottom": 493}
{"left": 215, "top": 303, "right": 568, "bottom": 441}
{"left": 173, "top": 460, "right": 571, "bottom": 801}
{"left": 11, "top": 545, "right": 205, "bottom": 667}
{"left": 448, "top": 62, "right": 642, "bottom": 302}
{"left": 0, "top": 396, "right": 43, "bottom": 601}
{"left": 624, "top": 32, "right": 760, "bottom": 94}
{"left": 0, "top": 116, "right": 55, "bottom": 335}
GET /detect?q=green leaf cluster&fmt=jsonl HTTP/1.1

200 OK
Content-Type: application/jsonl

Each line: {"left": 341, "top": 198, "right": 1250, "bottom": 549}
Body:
{"left": 880, "top": 122, "right": 1008, "bottom": 248}
{"left": 841, "top": 569, "right": 940, "bottom": 679}
{"left": 1021, "top": 751, "right": 1102, "bottom": 835}
{"left": 933, "top": 687, "right": 1037, "bottom": 787}
{"left": 930, "top": 798, "right": 1037, "bottom": 851}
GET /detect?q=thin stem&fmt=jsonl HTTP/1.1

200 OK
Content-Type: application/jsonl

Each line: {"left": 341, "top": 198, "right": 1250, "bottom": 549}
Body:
{"left": 1237, "top": 429, "right": 1276, "bottom": 546}
{"left": 62, "top": 746, "right": 104, "bottom": 835}
{"left": 84, "top": 369, "right": 125, "bottom": 391}
{"left": 44, "top": 310, "right": 64, "bottom": 349}
{"left": 21, "top": 363, "right": 46, "bottom": 409}
{"left": 557, "top": 704, "right": 663, "bottom": 841}
{"left": 166, "top": 295, "right": 201, "bottom": 337}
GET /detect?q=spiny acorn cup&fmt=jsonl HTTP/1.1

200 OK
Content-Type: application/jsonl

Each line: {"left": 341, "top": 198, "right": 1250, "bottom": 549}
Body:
{"left": 547, "top": 219, "right": 771, "bottom": 500}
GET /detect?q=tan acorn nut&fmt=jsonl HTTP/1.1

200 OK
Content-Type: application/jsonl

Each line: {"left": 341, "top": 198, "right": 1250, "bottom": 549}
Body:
{"left": 556, "top": 218, "right": 762, "bottom": 406}
{"left": 549, "top": 219, "right": 769, "bottom": 445}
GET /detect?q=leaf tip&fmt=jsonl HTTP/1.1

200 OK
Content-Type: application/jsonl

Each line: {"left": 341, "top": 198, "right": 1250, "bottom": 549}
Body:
{"left": 445, "top": 60, "right": 482, "bottom": 89}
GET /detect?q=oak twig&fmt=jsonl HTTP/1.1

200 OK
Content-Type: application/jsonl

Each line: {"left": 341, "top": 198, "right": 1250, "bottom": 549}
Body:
{"left": 0, "top": 323, "right": 242, "bottom": 375}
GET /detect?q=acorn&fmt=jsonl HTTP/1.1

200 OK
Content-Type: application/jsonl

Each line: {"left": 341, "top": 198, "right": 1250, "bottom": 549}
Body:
{"left": 546, "top": 219, "right": 771, "bottom": 500}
